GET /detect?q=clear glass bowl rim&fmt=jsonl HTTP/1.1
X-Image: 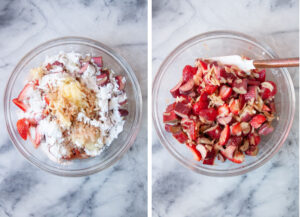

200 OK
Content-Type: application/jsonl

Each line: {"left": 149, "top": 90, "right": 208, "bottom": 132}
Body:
{"left": 4, "top": 36, "right": 143, "bottom": 177}
{"left": 152, "top": 30, "right": 295, "bottom": 177}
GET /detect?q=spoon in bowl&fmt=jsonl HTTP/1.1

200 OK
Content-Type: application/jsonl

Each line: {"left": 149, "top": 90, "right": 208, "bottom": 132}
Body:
{"left": 205, "top": 55, "right": 299, "bottom": 72}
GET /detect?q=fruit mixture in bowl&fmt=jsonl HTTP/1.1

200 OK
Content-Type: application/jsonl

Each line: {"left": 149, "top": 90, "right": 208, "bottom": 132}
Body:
{"left": 163, "top": 58, "right": 277, "bottom": 165}
{"left": 13, "top": 52, "right": 128, "bottom": 162}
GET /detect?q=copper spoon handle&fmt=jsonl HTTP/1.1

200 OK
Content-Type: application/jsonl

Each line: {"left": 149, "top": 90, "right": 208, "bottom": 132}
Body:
{"left": 253, "top": 57, "right": 299, "bottom": 68}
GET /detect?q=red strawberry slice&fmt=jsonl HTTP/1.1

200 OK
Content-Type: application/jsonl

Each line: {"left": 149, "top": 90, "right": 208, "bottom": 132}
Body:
{"left": 217, "top": 115, "right": 233, "bottom": 126}
{"left": 182, "top": 65, "right": 198, "bottom": 82}
{"left": 240, "top": 122, "right": 251, "bottom": 135}
{"left": 179, "top": 78, "right": 194, "bottom": 94}
{"left": 186, "top": 144, "right": 202, "bottom": 161}
{"left": 215, "top": 67, "right": 227, "bottom": 82}
{"left": 174, "top": 102, "right": 191, "bottom": 118}
{"left": 230, "top": 150, "right": 245, "bottom": 164}
{"left": 192, "top": 93, "right": 209, "bottom": 114}
{"left": 258, "top": 123, "right": 274, "bottom": 135}
{"left": 170, "top": 78, "right": 183, "bottom": 98}
{"left": 196, "top": 144, "right": 208, "bottom": 159}
{"left": 163, "top": 111, "right": 179, "bottom": 123}
{"left": 203, "top": 149, "right": 216, "bottom": 165}
{"left": 165, "top": 124, "right": 181, "bottom": 134}
{"left": 219, "top": 125, "right": 230, "bottom": 146}
{"left": 46, "top": 63, "right": 52, "bottom": 70}
{"left": 244, "top": 86, "right": 258, "bottom": 101}
{"left": 197, "top": 60, "right": 207, "bottom": 71}
{"left": 12, "top": 98, "right": 28, "bottom": 112}
{"left": 119, "top": 109, "right": 129, "bottom": 116}
{"left": 219, "top": 85, "right": 232, "bottom": 100}
{"left": 166, "top": 103, "right": 176, "bottom": 112}
{"left": 18, "top": 83, "right": 34, "bottom": 101}
{"left": 198, "top": 108, "right": 217, "bottom": 122}
{"left": 220, "top": 145, "right": 237, "bottom": 159}
{"left": 232, "top": 78, "right": 247, "bottom": 94}
{"left": 240, "top": 106, "right": 254, "bottom": 122}
{"left": 261, "top": 81, "right": 277, "bottom": 100}
{"left": 231, "top": 122, "right": 242, "bottom": 136}
{"left": 205, "top": 85, "right": 218, "bottom": 95}
{"left": 116, "top": 75, "right": 125, "bottom": 90}
{"left": 257, "top": 69, "right": 266, "bottom": 82}
{"left": 262, "top": 104, "right": 271, "bottom": 112}
{"left": 227, "top": 136, "right": 243, "bottom": 147}
{"left": 17, "top": 118, "right": 30, "bottom": 140}
{"left": 217, "top": 104, "right": 230, "bottom": 117}
{"left": 92, "top": 56, "right": 103, "bottom": 67}
{"left": 173, "top": 131, "right": 188, "bottom": 143}
{"left": 229, "top": 99, "right": 240, "bottom": 115}
{"left": 248, "top": 133, "right": 261, "bottom": 146}
{"left": 204, "top": 124, "right": 222, "bottom": 140}
{"left": 250, "top": 114, "right": 266, "bottom": 129}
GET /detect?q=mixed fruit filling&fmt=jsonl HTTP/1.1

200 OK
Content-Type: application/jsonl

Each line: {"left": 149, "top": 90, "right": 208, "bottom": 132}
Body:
{"left": 163, "top": 58, "right": 277, "bottom": 164}
{"left": 13, "top": 52, "right": 128, "bottom": 162}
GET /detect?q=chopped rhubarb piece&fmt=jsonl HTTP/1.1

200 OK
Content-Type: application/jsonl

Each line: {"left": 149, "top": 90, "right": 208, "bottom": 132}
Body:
{"left": 182, "top": 65, "right": 198, "bottom": 82}
{"left": 18, "top": 83, "right": 34, "bottom": 101}
{"left": 215, "top": 67, "right": 227, "bottom": 82}
{"left": 170, "top": 78, "right": 183, "bottom": 98}
{"left": 116, "top": 75, "right": 125, "bottom": 90}
{"left": 186, "top": 144, "right": 202, "bottom": 161}
{"left": 219, "top": 85, "right": 232, "bottom": 100}
{"left": 240, "top": 139, "right": 249, "bottom": 151}
{"left": 219, "top": 125, "right": 230, "bottom": 146}
{"left": 258, "top": 123, "right": 274, "bottom": 135}
{"left": 79, "top": 62, "right": 89, "bottom": 74}
{"left": 261, "top": 81, "right": 277, "bottom": 100}
{"left": 197, "top": 59, "right": 207, "bottom": 71}
{"left": 12, "top": 98, "right": 28, "bottom": 112}
{"left": 229, "top": 99, "right": 240, "bottom": 115}
{"left": 179, "top": 78, "right": 194, "bottom": 94}
{"left": 165, "top": 124, "right": 181, "bottom": 134}
{"left": 240, "top": 122, "right": 251, "bottom": 135}
{"left": 16, "top": 118, "right": 30, "bottom": 140}
{"left": 204, "top": 85, "right": 218, "bottom": 95}
{"left": 250, "top": 114, "right": 266, "bottom": 129}
{"left": 203, "top": 149, "right": 216, "bottom": 165}
{"left": 257, "top": 69, "right": 266, "bottom": 82}
{"left": 166, "top": 102, "right": 176, "bottom": 112}
{"left": 232, "top": 78, "right": 247, "bottom": 94}
{"left": 96, "top": 73, "right": 109, "bottom": 86}
{"left": 248, "top": 133, "right": 261, "bottom": 146}
{"left": 198, "top": 108, "right": 217, "bottom": 122}
{"left": 181, "top": 119, "right": 197, "bottom": 140}
{"left": 270, "top": 102, "right": 276, "bottom": 113}
{"left": 204, "top": 125, "right": 222, "bottom": 140}
{"left": 245, "top": 145, "right": 259, "bottom": 156}
{"left": 173, "top": 131, "right": 188, "bottom": 143}
{"left": 231, "top": 122, "right": 242, "bottom": 136}
{"left": 163, "top": 111, "right": 179, "bottom": 123}
{"left": 217, "top": 115, "right": 233, "bottom": 126}
{"left": 221, "top": 145, "right": 237, "bottom": 159}
{"left": 92, "top": 56, "right": 103, "bottom": 67}
{"left": 174, "top": 102, "right": 191, "bottom": 118}
{"left": 239, "top": 94, "right": 245, "bottom": 109}
{"left": 244, "top": 86, "right": 258, "bottom": 101}
{"left": 227, "top": 136, "right": 243, "bottom": 147}
{"left": 217, "top": 104, "right": 230, "bottom": 117}
{"left": 247, "top": 79, "right": 261, "bottom": 86}
{"left": 119, "top": 109, "right": 129, "bottom": 116}
{"left": 192, "top": 93, "right": 209, "bottom": 114}
{"left": 240, "top": 106, "right": 255, "bottom": 122}
{"left": 196, "top": 144, "right": 208, "bottom": 159}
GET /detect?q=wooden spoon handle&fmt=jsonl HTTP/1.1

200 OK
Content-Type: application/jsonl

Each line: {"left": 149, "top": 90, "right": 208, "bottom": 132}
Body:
{"left": 253, "top": 58, "right": 299, "bottom": 68}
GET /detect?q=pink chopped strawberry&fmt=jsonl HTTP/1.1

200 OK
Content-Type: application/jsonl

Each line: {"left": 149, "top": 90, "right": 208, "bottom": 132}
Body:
{"left": 219, "top": 125, "right": 230, "bottom": 146}
{"left": 186, "top": 144, "right": 202, "bottom": 161}
{"left": 230, "top": 150, "right": 245, "bottom": 164}
{"left": 197, "top": 60, "right": 207, "bottom": 71}
{"left": 12, "top": 98, "right": 28, "bottom": 112}
{"left": 181, "top": 119, "right": 197, "bottom": 140}
{"left": 219, "top": 85, "right": 232, "bottom": 100}
{"left": 232, "top": 78, "right": 247, "bottom": 94}
{"left": 240, "top": 122, "right": 251, "bottom": 135}
{"left": 170, "top": 79, "right": 183, "bottom": 98}
{"left": 244, "top": 86, "right": 258, "bottom": 101}
{"left": 231, "top": 122, "right": 242, "bottom": 136}
{"left": 179, "top": 79, "right": 194, "bottom": 94}
{"left": 220, "top": 145, "right": 237, "bottom": 159}
{"left": 46, "top": 63, "right": 52, "bottom": 70}
{"left": 173, "top": 131, "right": 188, "bottom": 143}
{"left": 205, "top": 85, "right": 218, "bottom": 95}
{"left": 217, "top": 115, "right": 233, "bottom": 126}
{"left": 192, "top": 93, "right": 209, "bottom": 114}
{"left": 227, "top": 136, "right": 243, "bottom": 147}
{"left": 163, "top": 111, "right": 179, "bottom": 123}
{"left": 182, "top": 65, "right": 198, "bottom": 82}
{"left": 18, "top": 83, "right": 34, "bottom": 101}
{"left": 16, "top": 118, "right": 30, "bottom": 140}
{"left": 92, "top": 56, "right": 103, "bottom": 67}
{"left": 174, "top": 102, "right": 191, "bottom": 118}
{"left": 215, "top": 67, "right": 227, "bottom": 81}
{"left": 204, "top": 125, "right": 222, "bottom": 140}
{"left": 196, "top": 144, "right": 208, "bottom": 160}
{"left": 229, "top": 99, "right": 240, "bottom": 115}
{"left": 260, "top": 81, "right": 277, "bottom": 100}
{"left": 166, "top": 103, "right": 176, "bottom": 112}
{"left": 258, "top": 123, "right": 274, "bottom": 135}
{"left": 217, "top": 104, "right": 230, "bottom": 117}
{"left": 198, "top": 108, "right": 217, "bottom": 122}
{"left": 250, "top": 114, "right": 266, "bottom": 129}
{"left": 116, "top": 75, "right": 125, "bottom": 90}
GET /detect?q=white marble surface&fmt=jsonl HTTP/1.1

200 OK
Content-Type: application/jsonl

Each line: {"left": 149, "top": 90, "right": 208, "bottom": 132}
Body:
{"left": 0, "top": 1, "right": 147, "bottom": 217}
{"left": 152, "top": 0, "right": 299, "bottom": 217}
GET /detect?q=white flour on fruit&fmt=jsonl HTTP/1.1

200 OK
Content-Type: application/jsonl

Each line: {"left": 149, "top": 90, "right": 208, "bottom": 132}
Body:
{"left": 15, "top": 52, "right": 128, "bottom": 162}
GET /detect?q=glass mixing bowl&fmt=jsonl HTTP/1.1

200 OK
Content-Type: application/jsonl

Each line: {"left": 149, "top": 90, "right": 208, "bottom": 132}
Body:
{"left": 4, "top": 37, "right": 142, "bottom": 177}
{"left": 153, "top": 31, "right": 295, "bottom": 176}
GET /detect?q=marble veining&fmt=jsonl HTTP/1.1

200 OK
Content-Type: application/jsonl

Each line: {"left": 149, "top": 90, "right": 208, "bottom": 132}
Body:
{"left": 152, "top": 0, "right": 299, "bottom": 217}
{"left": 0, "top": 0, "right": 147, "bottom": 217}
